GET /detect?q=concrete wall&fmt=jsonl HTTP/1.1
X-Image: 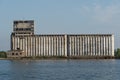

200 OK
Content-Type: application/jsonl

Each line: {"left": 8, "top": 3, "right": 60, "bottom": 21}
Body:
{"left": 68, "top": 35, "right": 114, "bottom": 57}
{"left": 11, "top": 34, "right": 114, "bottom": 57}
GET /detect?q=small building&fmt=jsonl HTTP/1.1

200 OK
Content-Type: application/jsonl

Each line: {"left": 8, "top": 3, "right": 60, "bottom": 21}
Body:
{"left": 7, "top": 50, "right": 25, "bottom": 58}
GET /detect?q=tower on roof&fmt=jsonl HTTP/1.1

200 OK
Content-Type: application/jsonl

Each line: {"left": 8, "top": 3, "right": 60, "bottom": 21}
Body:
{"left": 13, "top": 20, "right": 34, "bottom": 35}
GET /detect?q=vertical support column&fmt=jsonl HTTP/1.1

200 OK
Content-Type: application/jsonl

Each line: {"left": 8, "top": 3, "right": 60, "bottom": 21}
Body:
{"left": 22, "top": 37, "right": 24, "bottom": 51}
{"left": 48, "top": 36, "right": 50, "bottom": 56}
{"left": 15, "top": 37, "right": 17, "bottom": 50}
{"left": 40, "top": 36, "right": 44, "bottom": 56}
{"left": 54, "top": 36, "right": 56, "bottom": 56}
{"left": 22, "top": 37, "right": 25, "bottom": 55}
{"left": 41, "top": 36, "right": 43, "bottom": 56}
{"left": 17, "top": 37, "right": 19, "bottom": 49}
{"left": 112, "top": 35, "right": 114, "bottom": 56}
{"left": 53, "top": 36, "right": 56, "bottom": 56}
{"left": 25, "top": 37, "right": 27, "bottom": 56}
{"left": 57, "top": 36, "right": 59, "bottom": 56}
{"left": 77, "top": 36, "right": 79, "bottom": 56}
{"left": 36, "top": 36, "right": 38, "bottom": 56}
{"left": 37, "top": 36, "right": 39, "bottom": 56}
{"left": 65, "top": 35, "right": 68, "bottom": 57}
{"left": 89, "top": 36, "right": 92, "bottom": 56}
{"left": 108, "top": 36, "right": 110, "bottom": 56}
{"left": 74, "top": 36, "right": 76, "bottom": 56}
{"left": 47, "top": 36, "right": 49, "bottom": 56}
{"left": 83, "top": 36, "right": 85, "bottom": 56}
{"left": 69, "top": 37, "right": 71, "bottom": 56}
{"left": 32, "top": 36, "right": 34, "bottom": 56}
{"left": 92, "top": 36, "right": 95, "bottom": 56}
{"left": 108, "top": 36, "right": 109, "bottom": 56}
{"left": 43, "top": 36, "right": 45, "bottom": 56}
{"left": 39, "top": 37, "right": 41, "bottom": 56}
{"left": 51, "top": 36, "right": 53, "bottom": 56}
{"left": 71, "top": 36, "right": 74, "bottom": 56}
{"left": 59, "top": 36, "right": 61, "bottom": 56}
{"left": 95, "top": 36, "right": 97, "bottom": 56}
{"left": 27, "top": 36, "right": 30, "bottom": 56}
{"left": 90, "top": 36, "right": 92, "bottom": 56}
{"left": 79, "top": 36, "right": 81, "bottom": 56}
{"left": 103, "top": 36, "right": 106, "bottom": 56}
{"left": 87, "top": 36, "right": 89, "bottom": 56}
{"left": 30, "top": 37, "right": 32, "bottom": 56}
{"left": 82, "top": 36, "right": 84, "bottom": 56}
{"left": 46, "top": 36, "right": 48, "bottom": 56}
{"left": 101, "top": 36, "right": 103, "bottom": 56}
{"left": 106, "top": 36, "right": 109, "bottom": 56}
{"left": 98, "top": 36, "right": 100, "bottom": 56}
{"left": 49, "top": 36, "right": 52, "bottom": 56}
{"left": 13, "top": 36, "right": 15, "bottom": 50}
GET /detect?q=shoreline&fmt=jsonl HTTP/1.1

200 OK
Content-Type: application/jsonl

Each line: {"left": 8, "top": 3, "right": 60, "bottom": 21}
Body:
{"left": 0, "top": 56, "right": 118, "bottom": 60}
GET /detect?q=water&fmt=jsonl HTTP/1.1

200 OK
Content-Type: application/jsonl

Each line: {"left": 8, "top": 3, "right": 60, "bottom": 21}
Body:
{"left": 0, "top": 59, "right": 120, "bottom": 80}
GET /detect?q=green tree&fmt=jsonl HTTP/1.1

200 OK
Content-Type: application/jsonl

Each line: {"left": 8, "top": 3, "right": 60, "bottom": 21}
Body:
{"left": 115, "top": 48, "right": 120, "bottom": 58}
{"left": 0, "top": 51, "right": 7, "bottom": 58}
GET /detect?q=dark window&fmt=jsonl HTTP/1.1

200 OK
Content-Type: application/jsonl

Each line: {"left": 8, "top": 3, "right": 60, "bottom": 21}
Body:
{"left": 12, "top": 53, "right": 14, "bottom": 55}
{"left": 16, "top": 53, "right": 18, "bottom": 55}
{"left": 17, "top": 48, "right": 20, "bottom": 50}
{"left": 20, "top": 53, "right": 22, "bottom": 55}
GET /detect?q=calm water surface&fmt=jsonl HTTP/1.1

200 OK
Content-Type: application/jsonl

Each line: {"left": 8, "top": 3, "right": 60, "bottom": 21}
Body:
{"left": 0, "top": 59, "right": 120, "bottom": 80}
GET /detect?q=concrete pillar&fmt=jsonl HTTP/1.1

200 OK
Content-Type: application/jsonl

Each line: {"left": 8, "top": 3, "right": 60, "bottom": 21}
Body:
{"left": 39, "top": 36, "right": 42, "bottom": 56}
{"left": 33, "top": 36, "right": 35, "bottom": 56}
{"left": 112, "top": 35, "right": 114, "bottom": 56}
{"left": 40, "top": 36, "right": 42, "bottom": 56}
{"left": 72, "top": 36, "right": 74, "bottom": 56}
{"left": 87, "top": 36, "right": 89, "bottom": 56}
{"left": 17, "top": 37, "right": 19, "bottom": 50}
{"left": 27, "top": 37, "right": 30, "bottom": 56}
{"left": 101, "top": 36, "right": 103, "bottom": 56}
{"left": 47, "top": 36, "right": 49, "bottom": 56}
{"left": 39, "top": 37, "right": 41, "bottom": 56}
{"left": 15, "top": 37, "right": 17, "bottom": 50}
{"left": 106, "top": 36, "right": 108, "bottom": 56}
{"left": 12, "top": 36, "right": 14, "bottom": 50}
{"left": 30, "top": 36, "right": 33, "bottom": 56}
{"left": 95, "top": 36, "right": 97, "bottom": 56}
{"left": 103, "top": 36, "right": 105, "bottom": 56}
{"left": 93, "top": 36, "right": 95, "bottom": 56}
{"left": 43, "top": 36, "right": 45, "bottom": 56}
{"left": 80, "top": 36, "right": 82, "bottom": 56}
{"left": 108, "top": 36, "right": 109, "bottom": 56}
{"left": 48, "top": 36, "right": 50, "bottom": 56}
{"left": 75, "top": 36, "right": 77, "bottom": 56}
{"left": 61, "top": 36, "right": 64, "bottom": 56}
{"left": 51, "top": 37, "right": 53, "bottom": 56}
{"left": 98, "top": 37, "right": 100, "bottom": 56}
{"left": 36, "top": 36, "right": 38, "bottom": 56}
{"left": 56, "top": 37, "right": 58, "bottom": 56}
{"left": 49, "top": 36, "right": 52, "bottom": 56}
{"left": 54, "top": 35, "right": 57, "bottom": 56}
{"left": 86, "top": 36, "right": 88, "bottom": 56}
{"left": 60, "top": 36, "right": 62, "bottom": 56}
{"left": 24, "top": 37, "right": 27, "bottom": 56}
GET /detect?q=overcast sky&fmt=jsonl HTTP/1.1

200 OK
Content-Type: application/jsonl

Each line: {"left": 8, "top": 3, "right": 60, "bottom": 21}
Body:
{"left": 0, "top": 0, "right": 120, "bottom": 51}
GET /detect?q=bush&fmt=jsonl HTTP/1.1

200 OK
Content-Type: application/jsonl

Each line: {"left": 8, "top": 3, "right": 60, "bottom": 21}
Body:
{"left": 115, "top": 48, "right": 120, "bottom": 58}
{"left": 0, "top": 51, "right": 7, "bottom": 58}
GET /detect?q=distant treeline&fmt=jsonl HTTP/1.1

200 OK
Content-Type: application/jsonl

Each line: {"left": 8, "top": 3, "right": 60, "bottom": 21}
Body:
{"left": 0, "top": 51, "right": 7, "bottom": 58}
{"left": 114, "top": 48, "right": 120, "bottom": 58}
